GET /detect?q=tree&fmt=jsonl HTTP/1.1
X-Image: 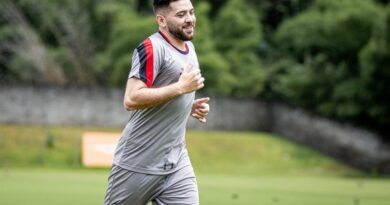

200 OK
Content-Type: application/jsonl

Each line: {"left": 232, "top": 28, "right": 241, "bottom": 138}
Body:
{"left": 359, "top": 3, "right": 390, "bottom": 135}
{"left": 96, "top": 1, "right": 156, "bottom": 86}
{"left": 248, "top": 0, "right": 314, "bottom": 29}
{"left": 213, "top": 0, "right": 265, "bottom": 97}
{"left": 0, "top": 0, "right": 67, "bottom": 84}
{"left": 275, "top": 0, "right": 382, "bottom": 65}
{"left": 269, "top": 0, "right": 385, "bottom": 129}
{"left": 192, "top": 2, "right": 233, "bottom": 95}
{"left": 0, "top": 0, "right": 108, "bottom": 85}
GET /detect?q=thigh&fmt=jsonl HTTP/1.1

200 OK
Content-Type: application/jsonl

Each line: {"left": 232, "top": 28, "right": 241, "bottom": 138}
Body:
{"left": 152, "top": 165, "right": 199, "bottom": 205}
{"left": 103, "top": 165, "right": 164, "bottom": 205}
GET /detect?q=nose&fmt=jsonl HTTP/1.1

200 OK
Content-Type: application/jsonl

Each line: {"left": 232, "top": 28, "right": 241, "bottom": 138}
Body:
{"left": 185, "top": 14, "right": 194, "bottom": 24}
{"left": 185, "top": 17, "right": 192, "bottom": 23}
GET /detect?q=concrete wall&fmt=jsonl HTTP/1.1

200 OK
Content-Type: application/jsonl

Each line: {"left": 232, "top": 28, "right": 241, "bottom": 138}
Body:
{"left": 0, "top": 85, "right": 128, "bottom": 127}
{"left": 269, "top": 104, "right": 390, "bottom": 173}
{"left": 1, "top": 85, "right": 389, "bottom": 174}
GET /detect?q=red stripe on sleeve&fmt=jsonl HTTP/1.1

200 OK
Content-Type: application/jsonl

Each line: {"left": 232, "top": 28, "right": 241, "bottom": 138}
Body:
{"left": 144, "top": 38, "right": 154, "bottom": 87}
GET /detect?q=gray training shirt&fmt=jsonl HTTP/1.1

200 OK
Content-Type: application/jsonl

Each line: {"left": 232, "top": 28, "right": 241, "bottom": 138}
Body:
{"left": 113, "top": 31, "right": 200, "bottom": 175}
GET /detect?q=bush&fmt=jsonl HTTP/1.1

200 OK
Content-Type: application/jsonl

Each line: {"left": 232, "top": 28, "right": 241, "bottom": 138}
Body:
{"left": 358, "top": 3, "right": 390, "bottom": 134}
{"left": 269, "top": 0, "right": 388, "bottom": 135}
{"left": 213, "top": 0, "right": 265, "bottom": 97}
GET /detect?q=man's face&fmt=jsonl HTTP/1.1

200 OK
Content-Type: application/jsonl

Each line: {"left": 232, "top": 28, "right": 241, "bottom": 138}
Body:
{"left": 165, "top": 0, "right": 196, "bottom": 41}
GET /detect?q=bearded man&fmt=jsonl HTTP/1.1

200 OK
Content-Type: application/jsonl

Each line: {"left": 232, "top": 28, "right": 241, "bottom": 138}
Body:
{"left": 103, "top": 0, "right": 209, "bottom": 204}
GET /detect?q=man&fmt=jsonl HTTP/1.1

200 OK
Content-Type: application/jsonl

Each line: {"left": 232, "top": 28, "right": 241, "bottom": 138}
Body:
{"left": 103, "top": 0, "right": 209, "bottom": 204}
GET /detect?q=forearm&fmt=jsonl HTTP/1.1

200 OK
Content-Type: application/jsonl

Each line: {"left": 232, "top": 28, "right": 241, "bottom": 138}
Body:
{"left": 124, "top": 80, "right": 183, "bottom": 111}
{"left": 124, "top": 65, "right": 203, "bottom": 111}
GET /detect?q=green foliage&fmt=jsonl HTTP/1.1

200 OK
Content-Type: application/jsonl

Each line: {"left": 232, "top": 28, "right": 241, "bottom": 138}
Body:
{"left": 271, "top": 56, "right": 363, "bottom": 118}
{"left": 95, "top": 1, "right": 156, "bottom": 86}
{"left": 276, "top": 0, "right": 382, "bottom": 64}
{"left": 1, "top": 0, "right": 390, "bottom": 135}
{"left": 249, "top": 0, "right": 315, "bottom": 30}
{"left": 193, "top": 2, "right": 233, "bottom": 95}
{"left": 213, "top": 0, "right": 265, "bottom": 96}
{"left": 0, "top": 0, "right": 104, "bottom": 84}
{"left": 270, "top": 0, "right": 386, "bottom": 126}
{"left": 214, "top": 0, "right": 262, "bottom": 52}
{"left": 358, "top": 3, "right": 390, "bottom": 131}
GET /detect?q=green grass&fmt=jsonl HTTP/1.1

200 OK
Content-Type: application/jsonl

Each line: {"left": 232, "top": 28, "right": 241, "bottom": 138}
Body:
{"left": 1, "top": 169, "right": 389, "bottom": 205}
{"left": 197, "top": 175, "right": 390, "bottom": 205}
{"left": 0, "top": 124, "right": 358, "bottom": 176}
{"left": 187, "top": 131, "right": 359, "bottom": 176}
{"left": 1, "top": 124, "right": 388, "bottom": 204}
{"left": 0, "top": 124, "right": 117, "bottom": 168}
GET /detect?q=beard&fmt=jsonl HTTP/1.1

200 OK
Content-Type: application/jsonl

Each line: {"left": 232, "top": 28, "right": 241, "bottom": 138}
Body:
{"left": 167, "top": 22, "right": 195, "bottom": 41}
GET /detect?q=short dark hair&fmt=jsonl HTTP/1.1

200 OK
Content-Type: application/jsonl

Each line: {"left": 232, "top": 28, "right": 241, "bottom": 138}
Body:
{"left": 153, "top": 0, "right": 179, "bottom": 13}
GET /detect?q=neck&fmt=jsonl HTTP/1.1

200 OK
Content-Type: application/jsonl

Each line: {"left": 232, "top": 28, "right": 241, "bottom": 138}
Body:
{"left": 159, "top": 28, "right": 186, "bottom": 50}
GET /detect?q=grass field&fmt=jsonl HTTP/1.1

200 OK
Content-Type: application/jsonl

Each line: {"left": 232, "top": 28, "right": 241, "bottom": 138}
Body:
{"left": 0, "top": 124, "right": 360, "bottom": 176}
{"left": 0, "top": 124, "right": 389, "bottom": 204}
{"left": 1, "top": 169, "right": 390, "bottom": 205}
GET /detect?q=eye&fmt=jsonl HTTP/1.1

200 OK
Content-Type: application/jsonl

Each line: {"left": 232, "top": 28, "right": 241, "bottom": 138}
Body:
{"left": 176, "top": 12, "right": 185, "bottom": 18}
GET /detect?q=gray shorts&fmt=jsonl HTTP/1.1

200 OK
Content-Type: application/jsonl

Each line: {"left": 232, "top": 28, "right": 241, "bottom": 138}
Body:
{"left": 103, "top": 165, "right": 199, "bottom": 205}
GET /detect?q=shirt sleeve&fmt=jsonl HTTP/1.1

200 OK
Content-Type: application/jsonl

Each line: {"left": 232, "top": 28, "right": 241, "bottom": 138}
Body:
{"left": 128, "top": 38, "right": 163, "bottom": 87}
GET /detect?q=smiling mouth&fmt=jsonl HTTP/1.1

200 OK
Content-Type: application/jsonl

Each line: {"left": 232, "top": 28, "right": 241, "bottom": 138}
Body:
{"left": 183, "top": 25, "right": 194, "bottom": 33}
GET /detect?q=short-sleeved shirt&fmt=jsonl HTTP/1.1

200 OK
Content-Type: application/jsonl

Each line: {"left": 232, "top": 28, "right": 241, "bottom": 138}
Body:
{"left": 112, "top": 31, "right": 200, "bottom": 175}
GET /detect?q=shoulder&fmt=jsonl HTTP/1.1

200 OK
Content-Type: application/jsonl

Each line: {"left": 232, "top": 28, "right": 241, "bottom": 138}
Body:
{"left": 148, "top": 33, "right": 167, "bottom": 52}
{"left": 134, "top": 33, "right": 166, "bottom": 56}
{"left": 135, "top": 33, "right": 163, "bottom": 48}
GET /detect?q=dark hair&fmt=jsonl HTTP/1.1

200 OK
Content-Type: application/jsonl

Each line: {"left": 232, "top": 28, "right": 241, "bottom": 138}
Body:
{"left": 153, "top": 0, "right": 179, "bottom": 13}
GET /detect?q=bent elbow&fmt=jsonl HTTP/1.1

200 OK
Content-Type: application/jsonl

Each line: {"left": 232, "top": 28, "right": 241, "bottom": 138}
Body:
{"left": 123, "top": 99, "right": 136, "bottom": 111}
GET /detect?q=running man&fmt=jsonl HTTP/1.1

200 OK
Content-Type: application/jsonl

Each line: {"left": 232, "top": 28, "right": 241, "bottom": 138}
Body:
{"left": 103, "top": 0, "right": 209, "bottom": 204}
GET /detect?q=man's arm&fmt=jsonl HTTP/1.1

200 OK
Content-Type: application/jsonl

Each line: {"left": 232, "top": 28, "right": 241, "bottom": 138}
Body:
{"left": 124, "top": 64, "right": 204, "bottom": 111}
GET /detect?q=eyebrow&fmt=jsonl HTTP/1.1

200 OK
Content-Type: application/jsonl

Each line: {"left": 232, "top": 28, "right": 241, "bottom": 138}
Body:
{"left": 175, "top": 8, "right": 194, "bottom": 15}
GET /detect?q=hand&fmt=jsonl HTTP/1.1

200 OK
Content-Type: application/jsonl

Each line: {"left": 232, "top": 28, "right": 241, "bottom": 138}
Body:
{"left": 191, "top": 97, "right": 210, "bottom": 123}
{"left": 177, "top": 64, "right": 204, "bottom": 94}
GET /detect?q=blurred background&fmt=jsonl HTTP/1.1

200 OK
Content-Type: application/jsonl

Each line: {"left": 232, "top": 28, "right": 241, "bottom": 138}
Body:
{"left": 0, "top": 0, "right": 390, "bottom": 204}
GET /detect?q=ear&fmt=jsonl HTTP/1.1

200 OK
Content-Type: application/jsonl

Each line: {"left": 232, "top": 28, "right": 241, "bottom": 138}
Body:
{"left": 156, "top": 14, "right": 167, "bottom": 28}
